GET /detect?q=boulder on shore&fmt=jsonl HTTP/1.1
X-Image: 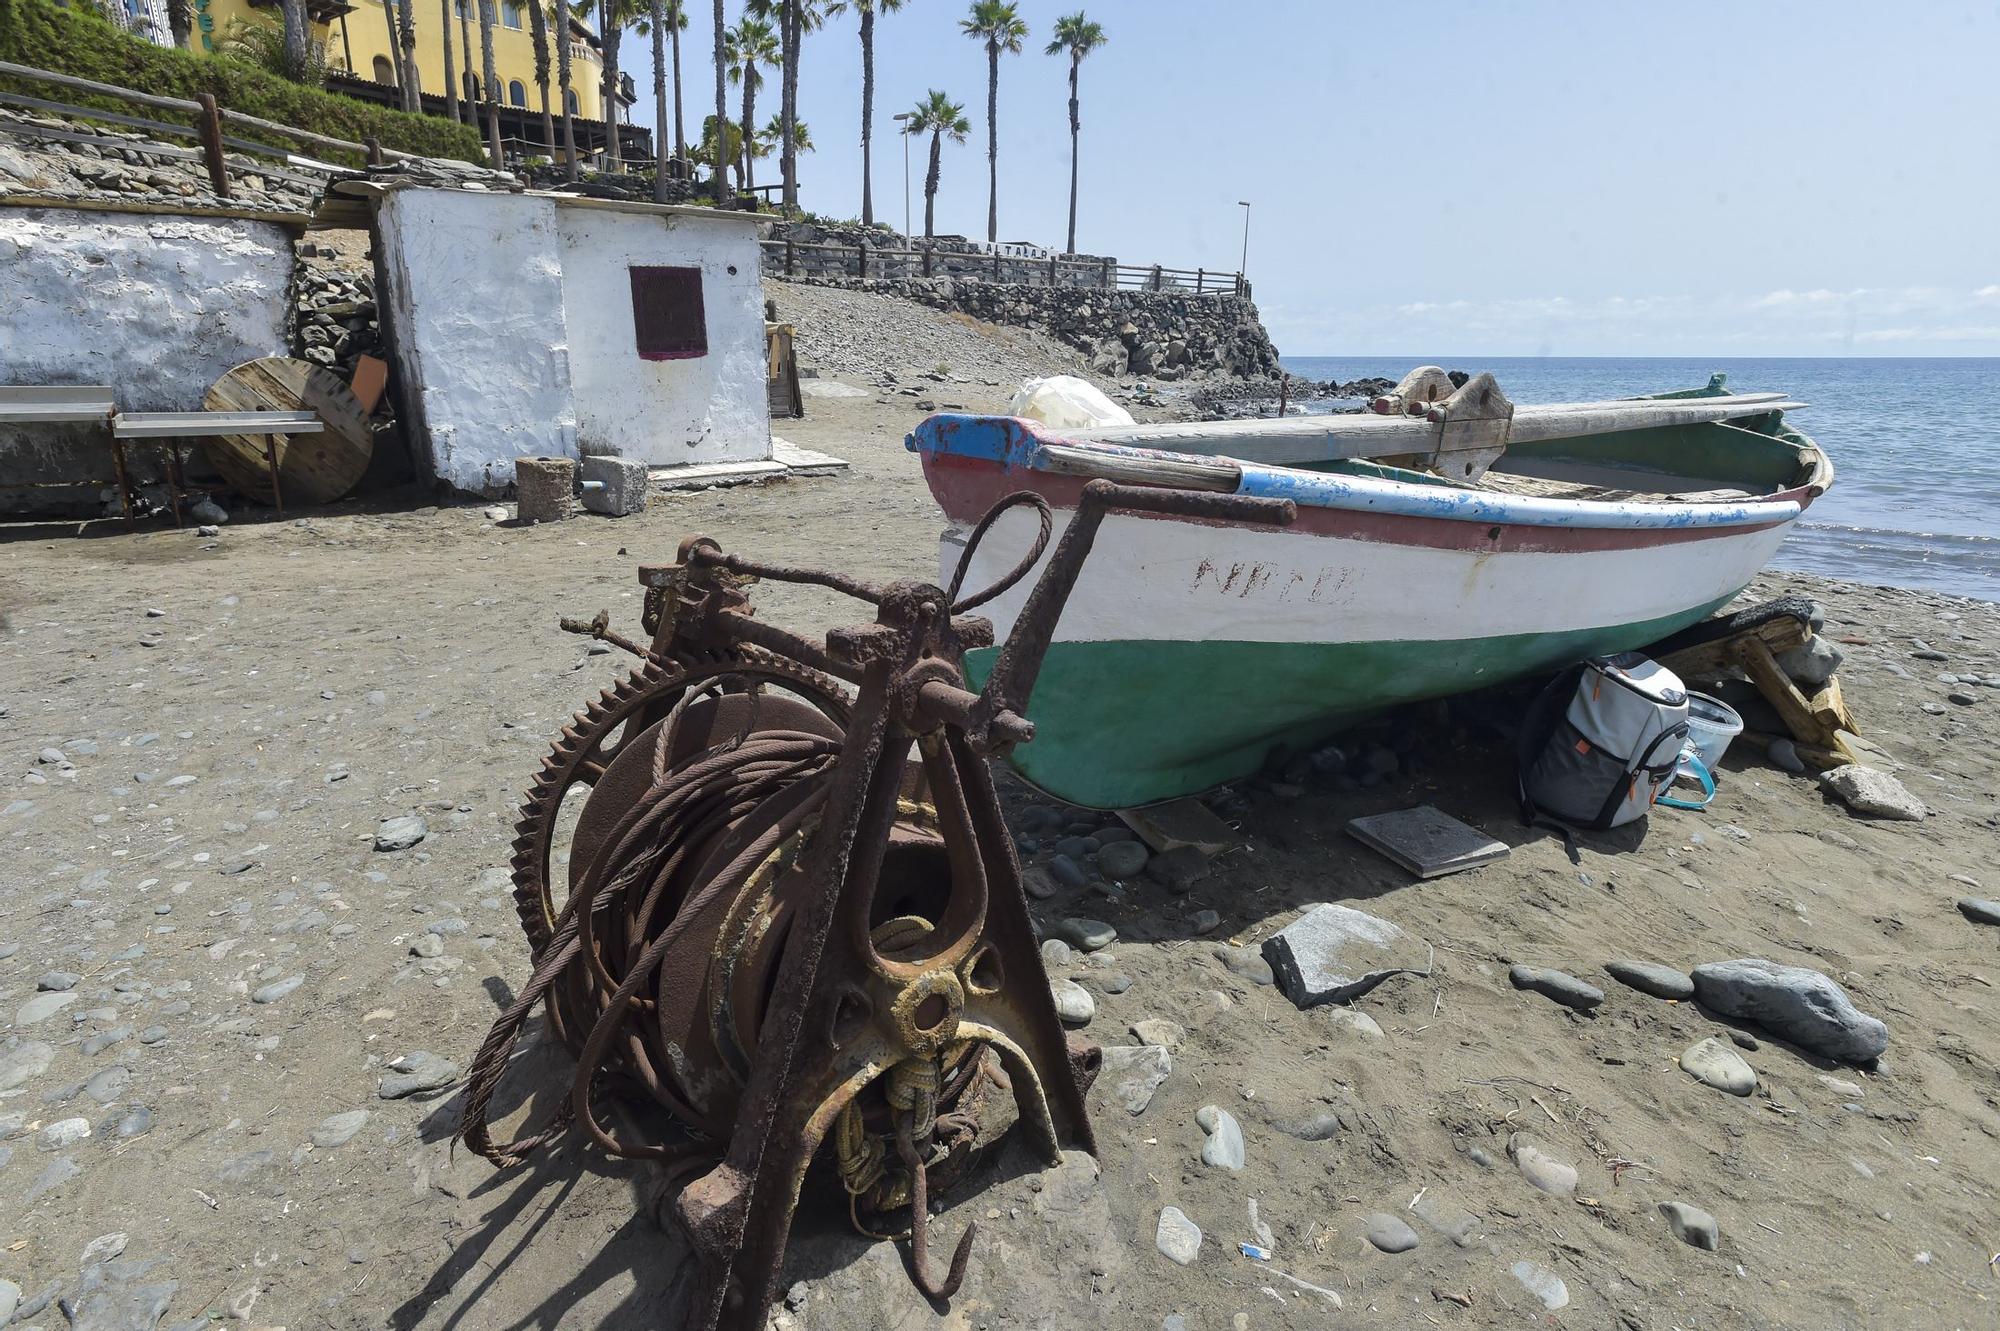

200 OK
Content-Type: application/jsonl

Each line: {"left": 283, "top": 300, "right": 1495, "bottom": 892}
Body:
{"left": 1689, "top": 959, "right": 1888, "bottom": 1064}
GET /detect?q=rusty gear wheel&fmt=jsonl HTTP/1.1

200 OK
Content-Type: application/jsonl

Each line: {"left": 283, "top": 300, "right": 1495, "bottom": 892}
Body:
{"left": 508, "top": 649, "right": 852, "bottom": 961}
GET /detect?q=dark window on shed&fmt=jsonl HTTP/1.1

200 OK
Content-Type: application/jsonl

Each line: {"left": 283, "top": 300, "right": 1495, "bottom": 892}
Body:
{"left": 629, "top": 265, "right": 708, "bottom": 361}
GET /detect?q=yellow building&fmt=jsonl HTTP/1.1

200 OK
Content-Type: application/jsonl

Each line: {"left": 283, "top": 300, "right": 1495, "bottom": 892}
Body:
{"left": 188, "top": 0, "right": 646, "bottom": 157}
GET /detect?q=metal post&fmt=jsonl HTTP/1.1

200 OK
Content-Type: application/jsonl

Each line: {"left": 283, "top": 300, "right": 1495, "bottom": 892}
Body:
{"left": 1196, "top": 268, "right": 1204, "bottom": 295}
{"left": 1237, "top": 200, "right": 1251, "bottom": 288}
{"left": 1151, "top": 264, "right": 1162, "bottom": 292}
{"left": 1048, "top": 253, "right": 1058, "bottom": 286}
{"left": 1102, "top": 257, "right": 1111, "bottom": 289}
{"left": 922, "top": 243, "right": 933, "bottom": 278}
{"left": 785, "top": 238, "right": 795, "bottom": 276}
{"left": 196, "top": 93, "right": 230, "bottom": 199}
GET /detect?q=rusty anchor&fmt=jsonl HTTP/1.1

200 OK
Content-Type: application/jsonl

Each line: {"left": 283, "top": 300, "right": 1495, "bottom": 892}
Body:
{"left": 459, "top": 480, "right": 1296, "bottom": 1329}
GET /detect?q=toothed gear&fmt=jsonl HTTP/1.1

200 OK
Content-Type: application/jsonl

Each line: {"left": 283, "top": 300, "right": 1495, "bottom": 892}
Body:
{"left": 508, "top": 650, "right": 850, "bottom": 959}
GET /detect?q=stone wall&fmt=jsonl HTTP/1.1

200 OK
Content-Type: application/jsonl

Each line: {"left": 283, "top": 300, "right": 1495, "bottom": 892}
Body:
{"left": 775, "top": 273, "right": 1282, "bottom": 381}
{"left": 0, "top": 206, "right": 294, "bottom": 515}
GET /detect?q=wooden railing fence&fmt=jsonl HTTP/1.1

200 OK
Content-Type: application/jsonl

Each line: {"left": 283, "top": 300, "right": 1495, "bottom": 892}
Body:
{"left": 764, "top": 237, "right": 1247, "bottom": 297}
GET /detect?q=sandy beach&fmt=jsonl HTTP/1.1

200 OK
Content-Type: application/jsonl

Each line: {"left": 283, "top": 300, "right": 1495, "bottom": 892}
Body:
{"left": 2, "top": 289, "right": 1998, "bottom": 1331}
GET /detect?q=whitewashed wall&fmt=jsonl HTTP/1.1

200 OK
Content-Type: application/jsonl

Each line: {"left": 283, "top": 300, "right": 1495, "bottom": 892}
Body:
{"left": 375, "top": 189, "right": 578, "bottom": 495}
{"left": 0, "top": 209, "right": 292, "bottom": 509}
{"left": 555, "top": 207, "right": 771, "bottom": 467}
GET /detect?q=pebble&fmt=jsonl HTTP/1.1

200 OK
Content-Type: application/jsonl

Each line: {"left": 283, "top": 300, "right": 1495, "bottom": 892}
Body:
{"left": 1604, "top": 959, "right": 1695, "bottom": 1000}
{"left": 1131, "top": 1018, "right": 1184, "bottom": 1049}
{"left": 1146, "top": 845, "right": 1210, "bottom": 893}
{"left": 36, "top": 971, "right": 81, "bottom": 992}
{"left": 1324, "top": 1007, "right": 1385, "bottom": 1041}
{"left": 24, "top": 1156, "right": 80, "bottom": 1203}
{"left": 1039, "top": 938, "right": 1073, "bottom": 968}
{"left": 410, "top": 933, "right": 445, "bottom": 959}
{"left": 1053, "top": 835, "right": 1097, "bottom": 859}
{"left": 83, "top": 1066, "right": 130, "bottom": 1104}
{"left": 138, "top": 1026, "right": 168, "bottom": 1045}
{"left": 1275, "top": 1109, "right": 1343, "bottom": 1142}
{"left": 312, "top": 1110, "right": 370, "bottom": 1148}
{"left": 379, "top": 1050, "right": 460, "bottom": 1099}
{"left": 1680, "top": 1036, "right": 1757, "bottom": 1096}
{"left": 252, "top": 974, "right": 304, "bottom": 1004}
{"left": 1189, "top": 908, "right": 1221, "bottom": 934}
{"left": 81, "top": 1028, "right": 129, "bottom": 1056}
{"left": 1956, "top": 898, "right": 2000, "bottom": 927}
{"left": 38, "top": 1116, "right": 90, "bottom": 1151}
{"left": 1947, "top": 690, "right": 1978, "bottom": 706}
{"left": 114, "top": 1105, "right": 153, "bottom": 1138}
{"left": 1047, "top": 854, "right": 1088, "bottom": 889}
{"left": 374, "top": 814, "right": 429, "bottom": 851}
{"left": 1507, "top": 1133, "right": 1578, "bottom": 1196}
{"left": 1510, "top": 1259, "right": 1569, "bottom": 1311}
{"left": 16, "top": 991, "right": 77, "bottom": 1025}
{"left": 0, "top": 1041, "right": 53, "bottom": 1091}
{"left": 1689, "top": 958, "right": 1888, "bottom": 1063}
{"left": 81, "top": 1232, "right": 128, "bottom": 1264}
{"left": 1767, "top": 738, "right": 1806, "bottom": 773}
{"left": 1098, "top": 840, "right": 1149, "bottom": 878}
{"left": 1050, "top": 978, "right": 1095, "bottom": 1025}
{"left": 1211, "top": 944, "right": 1273, "bottom": 986}
{"left": 1819, "top": 765, "right": 1926, "bottom": 821}
{"left": 1508, "top": 964, "right": 1604, "bottom": 1010}
{"left": 1095, "top": 971, "right": 1133, "bottom": 995}
{"left": 1100, "top": 1044, "right": 1172, "bottom": 1115}
{"left": 1195, "top": 1105, "right": 1244, "bottom": 1170}
{"left": 1055, "top": 917, "right": 1116, "bottom": 951}
{"left": 1363, "top": 1211, "right": 1420, "bottom": 1253}
{"left": 1659, "top": 1200, "right": 1720, "bottom": 1250}
{"left": 1155, "top": 1206, "right": 1202, "bottom": 1265}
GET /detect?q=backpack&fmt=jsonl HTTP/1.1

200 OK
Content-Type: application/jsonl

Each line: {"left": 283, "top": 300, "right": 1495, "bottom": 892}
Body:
{"left": 1520, "top": 653, "right": 1697, "bottom": 833}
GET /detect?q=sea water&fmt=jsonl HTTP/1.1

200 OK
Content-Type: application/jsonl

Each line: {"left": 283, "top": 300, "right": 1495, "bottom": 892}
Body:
{"left": 1279, "top": 356, "right": 1999, "bottom": 601}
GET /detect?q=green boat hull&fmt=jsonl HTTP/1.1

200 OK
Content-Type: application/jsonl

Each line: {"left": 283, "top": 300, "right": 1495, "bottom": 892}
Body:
{"left": 965, "top": 596, "right": 1734, "bottom": 809}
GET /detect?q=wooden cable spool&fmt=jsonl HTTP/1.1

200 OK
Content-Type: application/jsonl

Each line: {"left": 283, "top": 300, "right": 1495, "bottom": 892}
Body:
{"left": 200, "top": 357, "right": 373, "bottom": 507}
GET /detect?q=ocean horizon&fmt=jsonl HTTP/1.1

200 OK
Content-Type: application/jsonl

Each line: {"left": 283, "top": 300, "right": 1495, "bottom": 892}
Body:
{"left": 1279, "top": 355, "right": 2000, "bottom": 602}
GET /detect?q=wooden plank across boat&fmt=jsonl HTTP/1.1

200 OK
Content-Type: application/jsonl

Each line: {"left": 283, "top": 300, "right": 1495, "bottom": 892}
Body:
{"left": 908, "top": 371, "right": 1832, "bottom": 809}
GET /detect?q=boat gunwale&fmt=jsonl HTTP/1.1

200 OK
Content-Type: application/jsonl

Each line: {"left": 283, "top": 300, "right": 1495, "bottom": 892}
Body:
{"left": 907, "top": 412, "right": 1826, "bottom": 533}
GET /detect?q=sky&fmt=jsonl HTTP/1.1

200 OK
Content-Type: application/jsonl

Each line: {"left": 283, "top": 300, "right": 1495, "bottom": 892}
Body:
{"left": 621, "top": 1, "right": 2000, "bottom": 358}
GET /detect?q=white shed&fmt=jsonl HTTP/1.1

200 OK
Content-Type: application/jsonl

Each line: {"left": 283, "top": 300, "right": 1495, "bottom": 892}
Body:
{"left": 353, "top": 181, "right": 773, "bottom": 496}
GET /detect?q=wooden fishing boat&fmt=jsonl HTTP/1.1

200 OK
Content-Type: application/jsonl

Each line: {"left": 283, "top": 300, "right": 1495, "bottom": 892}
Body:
{"left": 909, "top": 370, "right": 1834, "bottom": 809}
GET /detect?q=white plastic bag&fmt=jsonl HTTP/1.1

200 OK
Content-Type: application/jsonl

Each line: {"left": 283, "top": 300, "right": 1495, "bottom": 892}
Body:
{"left": 1007, "top": 375, "right": 1136, "bottom": 429}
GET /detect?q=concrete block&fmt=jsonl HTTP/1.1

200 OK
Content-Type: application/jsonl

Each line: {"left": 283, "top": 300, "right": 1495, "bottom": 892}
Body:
{"left": 579, "top": 454, "right": 648, "bottom": 517}
{"left": 514, "top": 455, "right": 575, "bottom": 524}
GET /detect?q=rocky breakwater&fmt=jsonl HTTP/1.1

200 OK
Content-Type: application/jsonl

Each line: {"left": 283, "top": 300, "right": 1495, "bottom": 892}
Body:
{"left": 782, "top": 273, "right": 1282, "bottom": 381}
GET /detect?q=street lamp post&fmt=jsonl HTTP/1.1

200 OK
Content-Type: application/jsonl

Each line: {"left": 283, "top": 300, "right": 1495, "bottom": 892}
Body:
{"left": 1237, "top": 200, "right": 1251, "bottom": 294}
{"left": 893, "top": 111, "right": 914, "bottom": 240}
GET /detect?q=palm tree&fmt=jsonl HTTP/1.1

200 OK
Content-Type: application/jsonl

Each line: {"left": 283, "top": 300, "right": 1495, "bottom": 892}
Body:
{"left": 666, "top": 0, "right": 687, "bottom": 162}
{"left": 1044, "top": 12, "right": 1104, "bottom": 257}
{"left": 278, "top": 0, "right": 308, "bottom": 79}
{"left": 756, "top": 112, "right": 810, "bottom": 166}
{"left": 903, "top": 90, "right": 968, "bottom": 241}
{"left": 958, "top": 1, "right": 1025, "bottom": 244}
{"left": 378, "top": 0, "right": 407, "bottom": 96}
{"left": 693, "top": 114, "right": 746, "bottom": 179}
{"left": 853, "top": 0, "right": 904, "bottom": 228}
{"left": 440, "top": 0, "right": 461, "bottom": 122}
{"left": 554, "top": 0, "right": 580, "bottom": 178}
{"left": 598, "top": 0, "right": 645, "bottom": 172}
{"left": 167, "top": 0, "right": 193, "bottom": 49}
{"left": 526, "top": 0, "right": 558, "bottom": 156}
{"left": 750, "top": 0, "right": 843, "bottom": 213}
{"left": 395, "top": 0, "right": 424, "bottom": 111}
{"left": 725, "top": 17, "right": 778, "bottom": 193}
{"left": 458, "top": 0, "right": 476, "bottom": 109}
{"left": 710, "top": 0, "right": 727, "bottom": 204}
{"left": 479, "top": 0, "right": 504, "bottom": 166}
{"left": 647, "top": 0, "right": 669, "bottom": 197}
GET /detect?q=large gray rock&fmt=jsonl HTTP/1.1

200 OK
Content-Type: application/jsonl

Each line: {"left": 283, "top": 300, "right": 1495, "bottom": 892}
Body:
{"left": 1690, "top": 959, "right": 1888, "bottom": 1063}
{"left": 60, "top": 1257, "right": 178, "bottom": 1331}
{"left": 1819, "top": 765, "right": 1926, "bottom": 821}
{"left": 1261, "top": 903, "right": 1429, "bottom": 1008}
{"left": 1680, "top": 1036, "right": 1756, "bottom": 1096}
{"left": 1604, "top": 959, "right": 1694, "bottom": 1000}
{"left": 1777, "top": 634, "right": 1843, "bottom": 688}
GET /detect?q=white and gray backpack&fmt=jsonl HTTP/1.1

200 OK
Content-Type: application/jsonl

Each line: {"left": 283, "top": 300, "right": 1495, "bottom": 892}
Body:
{"left": 1519, "top": 653, "right": 1695, "bottom": 833}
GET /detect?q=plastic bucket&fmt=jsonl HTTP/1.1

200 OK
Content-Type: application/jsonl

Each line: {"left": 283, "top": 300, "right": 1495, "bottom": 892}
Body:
{"left": 1684, "top": 692, "right": 1744, "bottom": 772}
